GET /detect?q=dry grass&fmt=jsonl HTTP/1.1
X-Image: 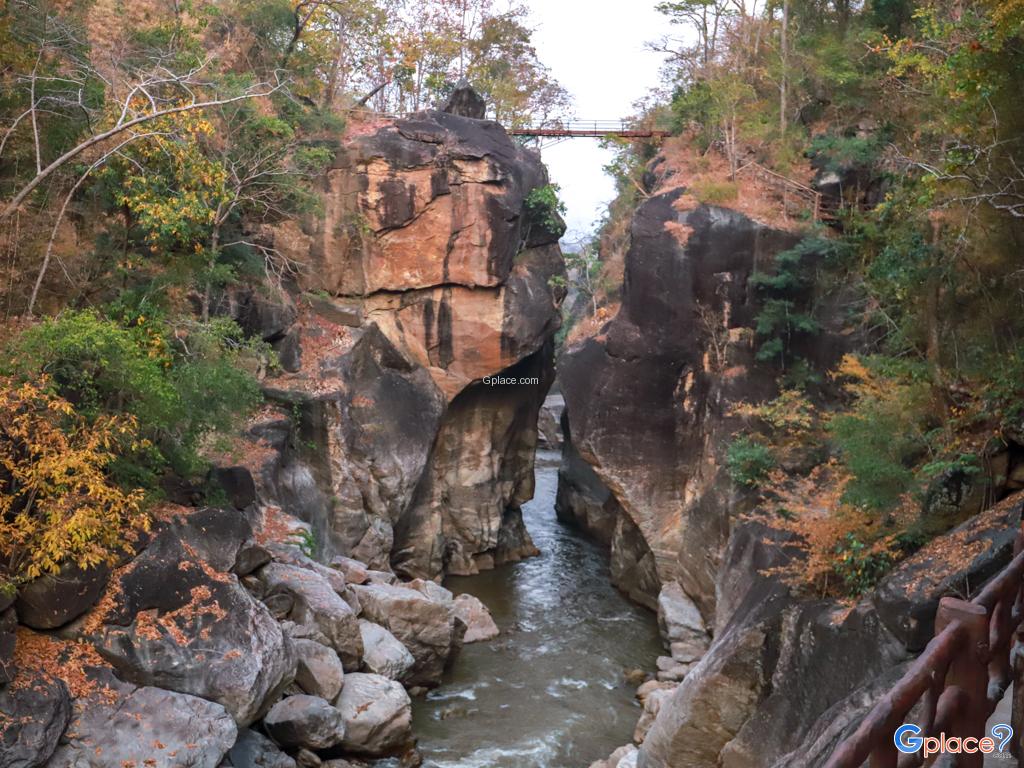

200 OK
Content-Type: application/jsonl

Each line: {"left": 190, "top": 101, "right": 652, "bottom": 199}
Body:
{"left": 653, "top": 136, "right": 814, "bottom": 232}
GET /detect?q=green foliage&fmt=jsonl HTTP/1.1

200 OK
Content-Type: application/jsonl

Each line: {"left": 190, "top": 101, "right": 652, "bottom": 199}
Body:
{"left": 691, "top": 179, "right": 739, "bottom": 203}
{"left": 1, "top": 310, "right": 268, "bottom": 481}
{"left": 290, "top": 528, "right": 317, "bottom": 558}
{"left": 524, "top": 184, "right": 567, "bottom": 237}
{"left": 726, "top": 435, "right": 776, "bottom": 488}
{"left": 833, "top": 533, "right": 893, "bottom": 596}
{"left": 807, "top": 131, "right": 888, "bottom": 175}
{"left": 750, "top": 237, "right": 831, "bottom": 368}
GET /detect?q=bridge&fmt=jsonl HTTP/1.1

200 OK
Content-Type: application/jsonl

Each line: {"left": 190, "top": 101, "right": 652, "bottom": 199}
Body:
{"left": 507, "top": 119, "right": 670, "bottom": 140}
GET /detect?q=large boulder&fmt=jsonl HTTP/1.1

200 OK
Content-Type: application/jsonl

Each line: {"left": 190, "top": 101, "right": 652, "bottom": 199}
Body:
{"left": 263, "top": 695, "right": 346, "bottom": 751}
{"left": 293, "top": 639, "right": 345, "bottom": 701}
{"left": 358, "top": 620, "right": 415, "bottom": 681}
{"left": 258, "top": 562, "right": 362, "bottom": 669}
{"left": 350, "top": 583, "right": 456, "bottom": 686}
{"left": 93, "top": 508, "right": 295, "bottom": 725}
{"left": 47, "top": 675, "right": 237, "bottom": 768}
{"left": 15, "top": 562, "right": 109, "bottom": 630}
{"left": 452, "top": 594, "right": 499, "bottom": 643}
{"left": 0, "top": 676, "right": 70, "bottom": 768}
{"left": 334, "top": 673, "right": 412, "bottom": 756}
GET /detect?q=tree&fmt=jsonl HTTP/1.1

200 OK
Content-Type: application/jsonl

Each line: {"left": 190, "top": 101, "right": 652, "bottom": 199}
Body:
{"left": 0, "top": 376, "right": 149, "bottom": 594}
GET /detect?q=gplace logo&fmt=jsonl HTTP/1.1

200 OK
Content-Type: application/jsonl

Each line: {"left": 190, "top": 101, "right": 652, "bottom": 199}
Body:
{"left": 893, "top": 723, "right": 1014, "bottom": 757}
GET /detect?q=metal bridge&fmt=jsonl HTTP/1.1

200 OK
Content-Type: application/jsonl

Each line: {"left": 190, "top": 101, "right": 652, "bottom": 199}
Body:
{"left": 507, "top": 120, "right": 670, "bottom": 140}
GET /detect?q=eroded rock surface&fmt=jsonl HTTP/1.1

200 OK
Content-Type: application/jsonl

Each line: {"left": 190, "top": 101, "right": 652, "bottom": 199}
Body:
{"left": 253, "top": 105, "right": 565, "bottom": 580}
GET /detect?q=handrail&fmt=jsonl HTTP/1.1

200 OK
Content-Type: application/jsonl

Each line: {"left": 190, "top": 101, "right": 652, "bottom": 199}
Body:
{"left": 735, "top": 161, "right": 823, "bottom": 221}
{"left": 824, "top": 522, "right": 1024, "bottom": 767}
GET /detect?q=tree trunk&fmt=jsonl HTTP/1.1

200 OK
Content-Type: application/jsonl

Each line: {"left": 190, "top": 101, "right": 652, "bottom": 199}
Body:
{"left": 780, "top": 0, "right": 789, "bottom": 135}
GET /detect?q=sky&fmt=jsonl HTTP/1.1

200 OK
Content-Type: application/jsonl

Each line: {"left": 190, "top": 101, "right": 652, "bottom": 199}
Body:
{"left": 523, "top": 0, "right": 668, "bottom": 241}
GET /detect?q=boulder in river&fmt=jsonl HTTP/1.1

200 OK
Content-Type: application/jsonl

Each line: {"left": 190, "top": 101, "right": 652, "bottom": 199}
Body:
{"left": 334, "top": 673, "right": 412, "bottom": 756}
{"left": 452, "top": 594, "right": 499, "bottom": 642}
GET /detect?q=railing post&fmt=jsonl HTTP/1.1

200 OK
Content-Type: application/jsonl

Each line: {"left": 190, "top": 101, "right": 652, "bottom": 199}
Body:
{"left": 1010, "top": 526, "right": 1024, "bottom": 758}
{"left": 935, "top": 598, "right": 990, "bottom": 768}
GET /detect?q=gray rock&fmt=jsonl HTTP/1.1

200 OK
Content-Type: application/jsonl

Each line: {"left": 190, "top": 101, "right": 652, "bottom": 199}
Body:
{"left": 657, "top": 581, "right": 709, "bottom": 663}
{"left": 48, "top": 678, "right": 237, "bottom": 768}
{"left": 294, "top": 639, "right": 345, "bottom": 701}
{"left": 334, "top": 673, "right": 412, "bottom": 756}
{"left": 330, "top": 557, "right": 369, "bottom": 585}
{"left": 634, "top": 685, "right": 677, "bottom": 743}
{"left": 452, "top": 594, "right": 499, "bottom": 643}
{"left": 0, "top": 676, "right": 70, "bottom": 768}
{"left": 259, "top": 563, "right": 362, "bottom": 670}
{"left": 439, "top": 80, "right": 486, "bottom": 119}
{"left": 227, "top": 728, "right": 297, "bottom": 768}
{"left": 358, "top": 620, "right": 415, "bottom": 681}
{"left": 351, "top": 584, "right": 456, "bottom": 686}
{"left": 234, "top": 540, "right": 273, "bottom": 577}
{"left": 93, "top": 508, "right": 295, "bottom": 726}
{"left": 15, "top": 562, "right": 109, "bottom": 630}
{"left": 263, "top": 694, "right": 346, "bottom": 750}
{"left": 0, "top": 606, "right": 15, "bottom": 684}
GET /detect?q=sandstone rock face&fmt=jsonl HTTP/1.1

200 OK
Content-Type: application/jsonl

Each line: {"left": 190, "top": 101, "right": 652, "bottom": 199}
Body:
{"left": 94, "top": 509, "right": 296, "bottom": 726}
{"left": 47, "top": 678, "right": 237, "bottom": 768}
{"left": 334, "top": 673, "right": 413, "bottom": 756}
{"left": 559, "top": 194, "right": 804, "bottom": 614}
{"left": 254, "top": 106, "right": 565, "bottom": 581}
{"left": 0, "top": 677, "right": 70, "bottom": 768}
{"left": 351, "top": 583, "right": 457, "bottom": 686}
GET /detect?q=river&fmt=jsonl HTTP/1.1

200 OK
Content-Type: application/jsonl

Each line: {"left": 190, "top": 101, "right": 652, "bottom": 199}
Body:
{"left": 410, "top": 450, "right": 663, "bottom": 768}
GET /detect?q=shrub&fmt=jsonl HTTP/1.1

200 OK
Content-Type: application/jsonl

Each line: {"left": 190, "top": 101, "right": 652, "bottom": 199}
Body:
{"left": 833, "top": 533, "right": 893, "bottom": 596}
{"left": 2, "top": 311, "right": 268, "bottom": 480}
{"left": 828, "top": 355, "right": 935, "bottom": 511}
{"left": 691, "top": 179, "right": 739, "bottom": 204}
{"left": 726, "top": 435, "right": 776, "bottom": 488}
{"left": 0, "top": 377, "right": 150, "bottom": 593}
{"left": 524, "top": 184, "right": 567, "bottom": 239}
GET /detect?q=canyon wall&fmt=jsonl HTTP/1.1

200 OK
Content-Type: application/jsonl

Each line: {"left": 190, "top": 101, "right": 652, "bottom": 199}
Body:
{"left": 565, "top": 161, "right": 1024, "bottom": 768}
{"left": 249, "top": 101, "right": 565, "bottom": 580}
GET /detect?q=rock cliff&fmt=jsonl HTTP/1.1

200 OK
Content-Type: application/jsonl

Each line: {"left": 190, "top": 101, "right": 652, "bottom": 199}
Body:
{"left": 566, "top": 157, "right": 1024, "bottom": 768}
{"left": 249, "top": 104, "right": 564, "bottom": 579}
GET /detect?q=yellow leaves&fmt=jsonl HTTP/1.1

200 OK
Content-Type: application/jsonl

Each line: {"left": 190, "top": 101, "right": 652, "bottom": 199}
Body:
{"left": 0, "top": 377, "right": 149, "bottom": 590}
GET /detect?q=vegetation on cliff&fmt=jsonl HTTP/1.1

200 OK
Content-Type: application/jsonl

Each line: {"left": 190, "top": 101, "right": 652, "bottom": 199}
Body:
{"left": 0, "top": 0, "right": 565, "bottom": 594}
{"left": 582, "top": 0, "right": 1024, "bottom": 597}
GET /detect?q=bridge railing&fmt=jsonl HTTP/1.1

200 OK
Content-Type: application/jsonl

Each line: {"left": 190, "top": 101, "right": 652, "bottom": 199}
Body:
{"left": 824, "top": 522, "right": 1024, "bottom": 768}
{"left": 507, "top": 120, "right": 670, "bottom": 138}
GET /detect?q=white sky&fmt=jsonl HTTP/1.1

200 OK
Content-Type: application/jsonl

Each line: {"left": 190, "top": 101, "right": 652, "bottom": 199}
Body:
{"left": 523, "top": 0, "right": 668, "bottom": 239}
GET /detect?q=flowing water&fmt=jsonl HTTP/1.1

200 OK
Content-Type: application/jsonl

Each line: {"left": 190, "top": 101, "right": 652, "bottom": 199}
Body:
{"left": 411, "top": 450, "right": 663, "bottom": 768}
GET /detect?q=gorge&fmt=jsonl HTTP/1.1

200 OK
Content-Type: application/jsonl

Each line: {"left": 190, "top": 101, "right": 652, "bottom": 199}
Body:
{"left": 3, "top": 2, "right": 1024, "bottom": 767}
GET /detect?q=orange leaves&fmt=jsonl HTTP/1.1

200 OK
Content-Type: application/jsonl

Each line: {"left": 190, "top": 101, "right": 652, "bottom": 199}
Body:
{"left": 0, "top": 377, "right": 150, "bottom": 591}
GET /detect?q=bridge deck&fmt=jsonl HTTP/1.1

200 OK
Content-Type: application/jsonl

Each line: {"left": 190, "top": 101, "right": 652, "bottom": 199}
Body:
{"left": 508, "top": 120, "right": 669, "bottom": 139}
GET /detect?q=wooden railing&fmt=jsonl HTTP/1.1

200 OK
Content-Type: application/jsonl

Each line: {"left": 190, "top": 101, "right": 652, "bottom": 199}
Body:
{"left": 735, "top": 161, "right": 824, "bottom": 221}
{"left": 825, "top": 523, "right": 1024, "bottom": 768}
